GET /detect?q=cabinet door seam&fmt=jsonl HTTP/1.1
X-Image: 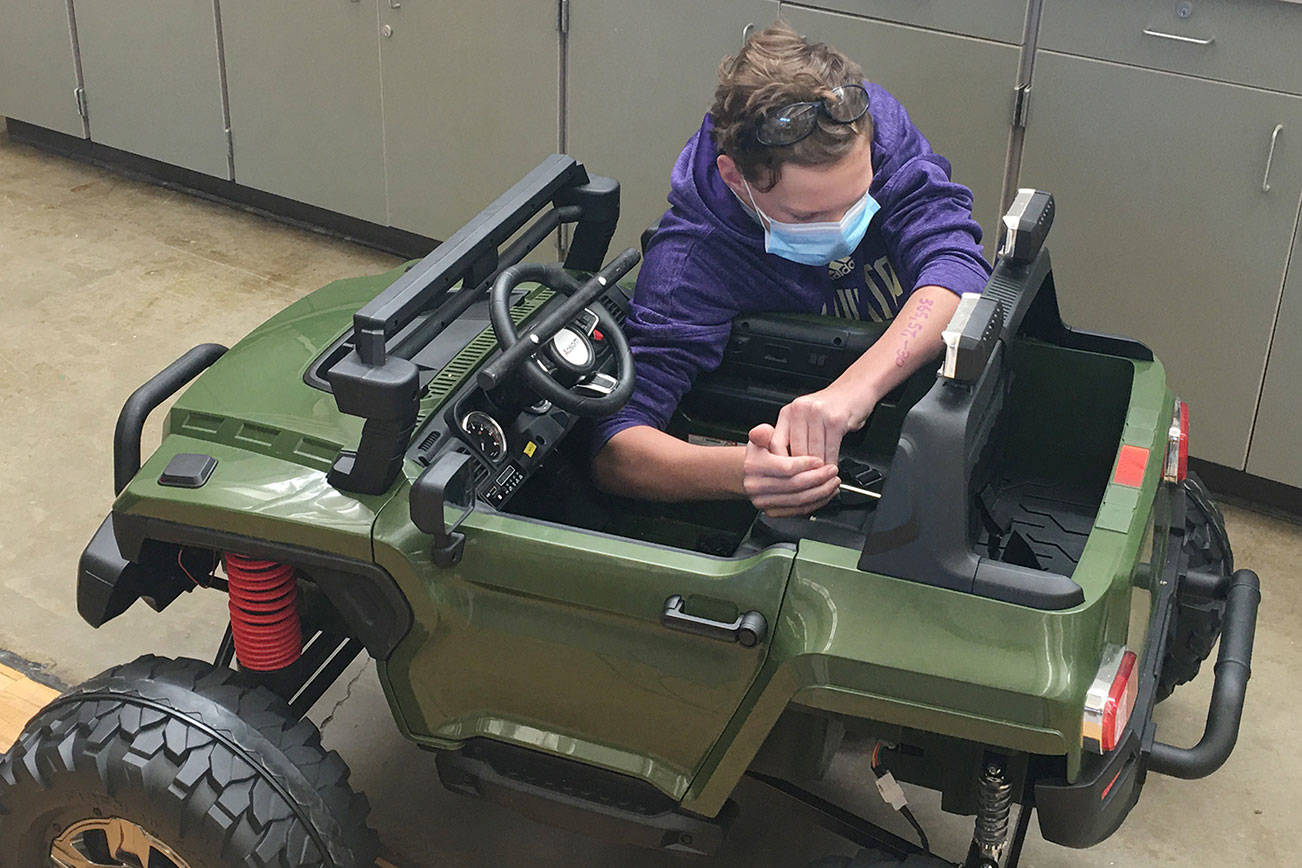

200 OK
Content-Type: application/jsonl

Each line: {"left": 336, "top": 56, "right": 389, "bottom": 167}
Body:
{"left": 1244, "top": 185, "right": 1302, "bottom": 469}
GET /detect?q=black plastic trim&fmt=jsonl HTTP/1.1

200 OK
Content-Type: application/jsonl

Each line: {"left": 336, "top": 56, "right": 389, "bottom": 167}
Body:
{"left": 1034, "top": 726, "right": 1146, "bottom": 850}
{"left": 114, "top": 344, "right": 227, "bottom": 494}
{"left": 158, "top": 453, "right": 217, "bottom": 488}
{"left": 1188, "top": 457, "right": 1302, "bottom": 519}
{"left": 435, "top": 738, "right": 730, "bottom": 856}
{"left": 5, "top": 118, "right": 438, "bottom": 260}
{"left": 109, "top": 514, "right": 412, "bottom": 660}
{"left": 78, "top": 514, "right": 149, "bottom": 628}
{"left": 858, "top": 340, "right": 1084, "bottom": 610}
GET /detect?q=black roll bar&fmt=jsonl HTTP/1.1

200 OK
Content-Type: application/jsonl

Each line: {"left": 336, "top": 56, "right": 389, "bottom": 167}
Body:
{"left": 113, "top": 343, "right": 228, "bottom": 495}
{"left": 326, "top": 155, "right": 620, "bottom": 495}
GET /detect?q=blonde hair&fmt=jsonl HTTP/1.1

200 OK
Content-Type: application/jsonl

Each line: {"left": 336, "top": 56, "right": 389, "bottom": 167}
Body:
{"left": 710, "top": 20, "right": 870, "bottom": 192}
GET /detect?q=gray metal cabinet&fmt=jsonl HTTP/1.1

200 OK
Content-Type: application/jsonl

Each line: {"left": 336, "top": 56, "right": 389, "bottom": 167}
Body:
{"left": 379, "top": 0, "right": 560, "bottom": 239}
{"left": 0, "top": 0, "right": 85, "bottom": 137}
{"left": 781, "top": 5, "right": 1021, "bottom": 241}
{"left": 1018, "top": 51, "right": 1302, "bottom": 469}
{"left": 220, "top": 1, "right": 386, "bottom": 224}
{"left": 74, "top": 0, "right": 229, "bottom": 178}
{"left": 1247, "top": 239, "right": 1302, "bottom": 487}
{"left": 566, "top": 0, "right": 778, "bottom": 257}
{"left": 792, "top": 0, "right": 1030, "bottom": 46}
{"left": 1038, "top": 0, "right": 1302, "bottom": 98}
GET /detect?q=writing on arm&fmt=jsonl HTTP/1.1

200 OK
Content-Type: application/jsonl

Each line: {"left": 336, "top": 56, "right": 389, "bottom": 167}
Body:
{"left": 894, "top": 296, "right": 935, "bottom": 368}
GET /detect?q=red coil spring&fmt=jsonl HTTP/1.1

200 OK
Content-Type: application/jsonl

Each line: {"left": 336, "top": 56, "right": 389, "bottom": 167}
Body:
{"left": 223, "top": 554, "right": 302, "bottom": 671}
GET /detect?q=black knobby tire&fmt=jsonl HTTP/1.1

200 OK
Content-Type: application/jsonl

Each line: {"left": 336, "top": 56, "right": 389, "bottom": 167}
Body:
{"left": 0, "top": 655, "right": 378, "bottom": 867}
{"left": 1156, "top": 474, "right": 1234, "bottom": 702}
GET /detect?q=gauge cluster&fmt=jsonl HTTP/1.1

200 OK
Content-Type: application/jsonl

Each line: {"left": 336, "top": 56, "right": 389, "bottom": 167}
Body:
{"left": 449, "top": 395, "right": 574, "bottom": 508}
{"left": 460, "top": 410, "right": 507, "bottom": 462}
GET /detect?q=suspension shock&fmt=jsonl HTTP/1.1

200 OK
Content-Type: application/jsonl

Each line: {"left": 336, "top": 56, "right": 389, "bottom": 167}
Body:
{"left": 970, "top": 756, "right": 1014, "bottom": 867}
{"left": 223, "top": 554, "right": 302, "bottom": 671}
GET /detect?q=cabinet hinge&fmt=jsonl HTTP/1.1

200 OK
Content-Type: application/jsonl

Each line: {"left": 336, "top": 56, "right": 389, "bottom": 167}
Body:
{"left": 558, "top": 0, "right": 570, "bottom": 35}
{"left": 75, "top": 87, "right": 88, "bottom": 121}
{"left": 1010, "top": 85, "right": 1031, "bottom": 129}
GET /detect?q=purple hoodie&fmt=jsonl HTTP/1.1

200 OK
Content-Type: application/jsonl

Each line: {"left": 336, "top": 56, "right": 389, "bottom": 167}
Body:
{"left": 594, "top": 83, "right": 991, "bottom": 451}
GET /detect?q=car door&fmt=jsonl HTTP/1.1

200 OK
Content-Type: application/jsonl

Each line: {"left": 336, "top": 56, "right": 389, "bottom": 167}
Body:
{"left": 373, "top": 498, "right": 793, "bottom": 801}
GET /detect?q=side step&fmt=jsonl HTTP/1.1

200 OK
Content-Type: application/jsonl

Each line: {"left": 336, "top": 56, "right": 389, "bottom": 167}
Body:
{"left": 435, "top": 739, "right": 732, "bottom": 856}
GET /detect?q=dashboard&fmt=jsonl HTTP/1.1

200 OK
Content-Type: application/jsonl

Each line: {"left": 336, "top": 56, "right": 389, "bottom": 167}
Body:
{"left": 406, "top": 287, "right": 628, "bottom": 512}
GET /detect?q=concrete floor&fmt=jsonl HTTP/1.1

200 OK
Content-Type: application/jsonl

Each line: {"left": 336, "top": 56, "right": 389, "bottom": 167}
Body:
{"left": 1, "top": 123, "right": 1299, "bottom": 866}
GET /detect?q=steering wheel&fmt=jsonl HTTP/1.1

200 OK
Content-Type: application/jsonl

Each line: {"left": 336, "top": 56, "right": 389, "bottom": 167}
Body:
{"left": 486, "top": 259, "right": 636, "bottom": 417}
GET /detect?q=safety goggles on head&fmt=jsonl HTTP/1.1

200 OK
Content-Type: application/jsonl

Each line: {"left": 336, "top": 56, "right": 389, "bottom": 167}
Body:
{"left": 753, "top": 83, "right": 870, "bottom": 147}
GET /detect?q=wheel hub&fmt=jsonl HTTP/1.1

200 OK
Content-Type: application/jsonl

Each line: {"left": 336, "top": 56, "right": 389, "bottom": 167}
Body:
{"left": 52, "top": 817, "right": 192, "bottom": 868}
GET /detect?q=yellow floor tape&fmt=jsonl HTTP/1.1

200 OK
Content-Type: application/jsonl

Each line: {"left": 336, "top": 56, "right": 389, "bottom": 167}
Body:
{"left": 0, "top": 663, "right": 58, "bottom": 752}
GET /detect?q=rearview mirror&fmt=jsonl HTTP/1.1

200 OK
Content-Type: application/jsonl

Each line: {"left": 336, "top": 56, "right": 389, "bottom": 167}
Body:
{"left": 410, "top": 451, "right": 478, "bottom": 566}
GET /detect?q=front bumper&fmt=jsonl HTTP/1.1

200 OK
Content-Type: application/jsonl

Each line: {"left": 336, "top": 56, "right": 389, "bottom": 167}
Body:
{"left": 1035, "top": 485, "right": 1260, "bottom": 848}
{"left": 79, "top": 345, "right": 228, "bottom": 627}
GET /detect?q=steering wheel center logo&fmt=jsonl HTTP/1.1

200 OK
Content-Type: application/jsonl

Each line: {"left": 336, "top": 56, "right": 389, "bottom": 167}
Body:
{"left": 552, "top": 327, "right": 592, "bottom": 367}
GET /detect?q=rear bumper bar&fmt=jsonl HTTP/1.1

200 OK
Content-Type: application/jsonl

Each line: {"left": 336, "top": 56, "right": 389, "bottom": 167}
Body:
{"left": 1037, "top": 484, "right": 1259, "bottom": 847}
{"left": 1146, "top": 569, "right": 1260, "bottom": 778}
{"left": 1036, "top": 566, "right": 1260, "bottom": 847}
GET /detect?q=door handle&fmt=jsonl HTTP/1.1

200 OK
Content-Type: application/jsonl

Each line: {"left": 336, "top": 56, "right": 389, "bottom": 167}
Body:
{"left": 661, "top": 595, "right": 768, "bottom": 647}
{"left": 1142, "top": 28, "right": 1215, "bottom": 45}
{"left": 1263, "top": 124, "right": 1284, "bottom": 193}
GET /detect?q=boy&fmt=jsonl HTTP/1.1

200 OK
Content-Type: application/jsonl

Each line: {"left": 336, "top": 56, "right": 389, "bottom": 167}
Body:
{"left": 591, "top": 21, "right": 990, "bottom": 517}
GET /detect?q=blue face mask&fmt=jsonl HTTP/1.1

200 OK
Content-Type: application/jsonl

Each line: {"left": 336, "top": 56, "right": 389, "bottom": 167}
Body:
{"left": 742, "top": 178, "right": 880, "bottom": 267}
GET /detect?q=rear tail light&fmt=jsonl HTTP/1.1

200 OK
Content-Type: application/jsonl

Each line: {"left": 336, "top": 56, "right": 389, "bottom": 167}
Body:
{"left": 1162, "top": 399, "right": 1189, "bottom": 483}
{"left": 1083, "top": 646, "right": 1138, "bottom": 754}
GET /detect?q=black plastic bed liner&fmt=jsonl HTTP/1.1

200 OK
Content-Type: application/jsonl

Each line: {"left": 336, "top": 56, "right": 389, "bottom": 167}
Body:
{"left": 977, "top": 476, "right": 1101, "bottom": 576}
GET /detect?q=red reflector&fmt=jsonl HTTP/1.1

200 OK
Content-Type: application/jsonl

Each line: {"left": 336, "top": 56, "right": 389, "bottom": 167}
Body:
{"left": 1113, "top": 445, "right": 1149, "bottom": 487}
{"left": 1178, "top": 402, "right": 1189, "bottom": 482}
{"left": 1100, "top": 650, "right": 1138, "bottom": 753}
{"left": 1101, "top": 768, "right": 1124, "bottom": 801}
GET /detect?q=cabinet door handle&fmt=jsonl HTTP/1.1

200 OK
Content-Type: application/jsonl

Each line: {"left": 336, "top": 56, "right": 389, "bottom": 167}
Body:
{"left": 1263, "top": 124, "right": 1284, "bottom": 193}
{"left": 1142, "top": 27, "right": 1215, "bottom": 45}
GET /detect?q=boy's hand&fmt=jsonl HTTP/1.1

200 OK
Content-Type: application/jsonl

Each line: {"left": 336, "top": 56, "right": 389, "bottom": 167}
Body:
{"left": 743, "top": 424, "right": 839, "bottom": 517}
{"left": 771, "top": 385, "right": 873, "bottom": 468}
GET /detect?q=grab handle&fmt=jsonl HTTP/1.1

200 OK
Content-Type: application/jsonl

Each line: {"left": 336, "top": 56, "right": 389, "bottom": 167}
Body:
{"left": 661, "top": 595, "right": 767, "bottom": 647}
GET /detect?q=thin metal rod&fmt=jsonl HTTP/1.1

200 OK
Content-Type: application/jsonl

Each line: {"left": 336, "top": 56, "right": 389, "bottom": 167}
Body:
{"left": 288, "top": 637, "right": 365, "bottom": 719}
{"left": 743, "top": 771, "right": 924, "bottom": 858}
{"left": 1005, "top": 803, "right": 1033, "bottom": 868}
{"left": 213, "top": 623, "right": 235, "bottom": 669}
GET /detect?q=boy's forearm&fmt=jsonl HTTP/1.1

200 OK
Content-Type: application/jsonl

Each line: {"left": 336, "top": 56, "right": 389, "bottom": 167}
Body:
{"left": 592, "top": 426, "right": 747, "bottom": 501}
{"left": 832, "top": 285, "right": 961, "bottom": 412}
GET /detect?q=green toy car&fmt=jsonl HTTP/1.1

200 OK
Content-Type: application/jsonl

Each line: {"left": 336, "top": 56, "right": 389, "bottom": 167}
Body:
{"left": 0, "top": 158, "right": 1259, "bottom": 868}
